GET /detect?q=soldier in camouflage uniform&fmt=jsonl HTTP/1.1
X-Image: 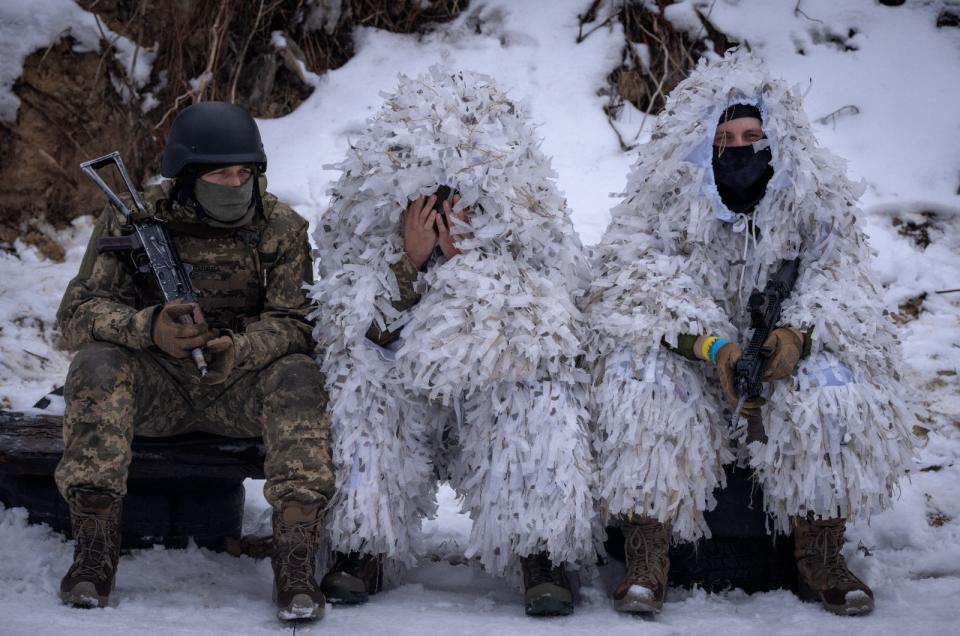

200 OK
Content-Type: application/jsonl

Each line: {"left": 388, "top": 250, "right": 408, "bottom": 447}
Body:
{"left": 54, "top": 102, "right": 333, "bottom": 621}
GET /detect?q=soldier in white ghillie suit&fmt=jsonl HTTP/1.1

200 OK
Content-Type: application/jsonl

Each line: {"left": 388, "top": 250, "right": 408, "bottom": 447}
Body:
{"left": 309, "top": 67, "right": 597, "bottom": 616}
{"left": 586, "top": 50, "right": 915, "bottom": 616}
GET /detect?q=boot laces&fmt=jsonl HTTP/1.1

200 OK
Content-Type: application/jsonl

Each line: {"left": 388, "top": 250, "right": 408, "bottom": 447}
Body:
{"left": 809, "top": 524, "right": 857, "bottom": 586}
{"left": 276, "top": 518, "right": 322, "bottom": 592}
{"left": 625, "top": 521, "right": 668, "bottom": 589}
{"left": 72, "top": 512, "right": 118, "bottom": 580}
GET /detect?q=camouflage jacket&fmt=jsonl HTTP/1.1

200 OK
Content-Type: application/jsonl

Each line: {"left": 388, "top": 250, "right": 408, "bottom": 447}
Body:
{"left": 58, "top": 181, "right": 315, "bottom": 371}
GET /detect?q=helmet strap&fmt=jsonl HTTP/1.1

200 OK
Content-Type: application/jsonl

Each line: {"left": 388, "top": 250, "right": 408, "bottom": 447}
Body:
{"left": 252, "top": 166, "right": 265, "bottom": 216}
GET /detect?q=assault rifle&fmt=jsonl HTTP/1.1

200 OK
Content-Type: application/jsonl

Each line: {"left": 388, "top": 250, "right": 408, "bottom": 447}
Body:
{"left": 731, "top": 257, "right": 801, "bottom": 430}
{"left": 80, "top": 151, "right": 208, "bottom": 376}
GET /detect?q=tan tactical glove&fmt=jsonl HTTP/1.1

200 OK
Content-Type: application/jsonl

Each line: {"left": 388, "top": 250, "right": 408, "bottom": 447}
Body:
{"left": 198, "top": 334, "right": 237, "bottom": 385}
{"left": 762, "top": 327, "right": 804, "bottom": 381}
{"left": 151, "top": 302, "right": 213, "bottom": 359}
{"left": 716, "top": 342, "right": 763, "bottom": 418}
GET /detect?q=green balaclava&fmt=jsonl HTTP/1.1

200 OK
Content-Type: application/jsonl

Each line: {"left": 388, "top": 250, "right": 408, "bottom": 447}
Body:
{"left": 193, "top": 170, "right": 257, "bottom": 227}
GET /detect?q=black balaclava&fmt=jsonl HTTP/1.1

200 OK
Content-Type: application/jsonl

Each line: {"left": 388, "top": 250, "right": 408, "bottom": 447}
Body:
{"left": 713, "top": 104, "right": 774, "bottom": 213}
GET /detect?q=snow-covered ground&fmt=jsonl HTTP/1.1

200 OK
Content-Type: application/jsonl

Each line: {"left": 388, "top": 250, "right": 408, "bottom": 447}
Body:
{"left": 1, "top": 1, "right": 959, "bottom": 634}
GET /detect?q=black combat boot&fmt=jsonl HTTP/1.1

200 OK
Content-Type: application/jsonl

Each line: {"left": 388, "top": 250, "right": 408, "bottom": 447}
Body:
{"left": 272, "top": 502, "right": 326, "bottom": 621}
{"left": 320, "top": 551, "right": 383, "bottom": 605}
{"left": 521, "top": 552, "right": 574, "bottom": 617}
{"left": 613, "top": 516, "right": 670, "bottom": 614}
{"left": 60, "top": 489, "right": 122, "bottom": 608}
{"left": 793, "top": 515, "right": 874, "bottom": 616}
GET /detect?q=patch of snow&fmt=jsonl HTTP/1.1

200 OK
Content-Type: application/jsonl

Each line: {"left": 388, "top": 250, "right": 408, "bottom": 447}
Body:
{"left": 111, "top": 35, "right": 156, "bottom": 90}
{"left": 0, "top": 217, "right": 90, "bottom": 411}
{"left": 0, "top": 0, "right": 156, "bottom": 120}
{"left": 626, "top": 584, "right": 654, "bottom": 600}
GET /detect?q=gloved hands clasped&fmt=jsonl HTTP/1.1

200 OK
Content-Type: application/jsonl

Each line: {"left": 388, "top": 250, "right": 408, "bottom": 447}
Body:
{"left": 200, "top": 334, "right": 237, "bottom": 385}
{"left": 151, "top": 302, "right": 213, "bottom": 359}
{"left": 151, "top": 301, "right": 238, "bottom": 385}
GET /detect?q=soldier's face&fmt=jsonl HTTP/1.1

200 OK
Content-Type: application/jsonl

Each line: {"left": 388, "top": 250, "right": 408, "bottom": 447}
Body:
{"left": 714, "top": 117, "right": 763, "bottom": 150}
{"left": 200, "top": 165, "right": 254, "bottom": 187}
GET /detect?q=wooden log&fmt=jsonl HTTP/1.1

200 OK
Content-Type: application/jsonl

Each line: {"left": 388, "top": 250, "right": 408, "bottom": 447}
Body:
{"left": 0, "top": 411, "right": 265, "bottom": 481}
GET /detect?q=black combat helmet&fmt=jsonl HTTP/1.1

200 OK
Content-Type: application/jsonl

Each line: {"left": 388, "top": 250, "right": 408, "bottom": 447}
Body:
{"left": 160, "top": 101, "right": 267, "bottom": 178}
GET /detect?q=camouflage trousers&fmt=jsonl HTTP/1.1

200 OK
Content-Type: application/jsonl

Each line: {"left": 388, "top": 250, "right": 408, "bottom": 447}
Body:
{"left": 54, "top": 341, "right": 333, "bottom": 508}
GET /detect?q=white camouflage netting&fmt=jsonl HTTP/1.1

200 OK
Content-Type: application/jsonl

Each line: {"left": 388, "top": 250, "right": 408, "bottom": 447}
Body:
{"left": 309, "top": 67, "right": 597, "bottom": 574}
{"left": 585, "top": 50, "right": 916, "bottom": 540}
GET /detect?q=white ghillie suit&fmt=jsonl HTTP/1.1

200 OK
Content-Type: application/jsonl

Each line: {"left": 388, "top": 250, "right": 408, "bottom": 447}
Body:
{"left": 309, "top": 67, "right": 597, "bottom": 576}
{"left": 585, "top": 50, "right": 915, "bottom": 541}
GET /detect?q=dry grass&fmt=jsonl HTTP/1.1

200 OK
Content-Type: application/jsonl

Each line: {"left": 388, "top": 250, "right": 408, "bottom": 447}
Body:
{"left": 579, "top": 1, "right": 734, "bottom": 150}
{"left": 892, "top": 292, "right": 928, "bottom": 325}
{"left": 891, "top": 211, "right": 939, "bottom": 250}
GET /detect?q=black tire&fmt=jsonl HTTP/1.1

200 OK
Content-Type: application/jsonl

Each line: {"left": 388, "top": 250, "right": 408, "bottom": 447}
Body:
{"left": 703, "top": 465, "right": 770, "bottom": 539}
{"left": 668, "top": 536, "right": 796, "bottom": 593}
{"left": 604, "top": 527, "right": 797, "bottom": 594}
{"left": 0, "top": 474, "right": 172, "bottom": 548}
{"left": 603, "top": 464, "right": 797, "bottom": 593}
{"left": 0, "top": 475, "right": 244, "bottom": 551}
{"left": 170, "top": 485, "right": 245, "bottom": 550}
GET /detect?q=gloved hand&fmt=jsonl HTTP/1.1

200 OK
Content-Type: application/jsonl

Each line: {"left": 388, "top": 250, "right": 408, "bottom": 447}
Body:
{"left": 761, "top": 327, "right": 804, "bottom": 381}
{"left": 716, "top": 342, "right": 763, "bottom": 418}
{"left": 151, "top": 302, "right": 213, "bottom": 359}
{"left": 199, "top": 334, "right": 237, "bottom": 385}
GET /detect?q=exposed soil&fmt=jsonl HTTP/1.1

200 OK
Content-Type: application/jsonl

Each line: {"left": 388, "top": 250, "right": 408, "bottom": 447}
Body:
{"left": 0, "top": 37, "right": 138, "bottom": 260}
{"left": 893, "top": 292, "right": 928, "bottom": 325}
{"left": 0, "top": 0, "right": 468, "bottom": 258}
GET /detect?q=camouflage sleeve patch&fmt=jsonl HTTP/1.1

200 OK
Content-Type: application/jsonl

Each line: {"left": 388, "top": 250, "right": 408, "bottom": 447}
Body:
{"left": 801, "top": 324, "right": 814, "bottom": 358}
{"left": 660, "top": 333, "right": 701, "bottom": 361}
{"left": 390, "top": 253, "right": 422, "bottom": 311}
{"left": 365, "top": 253, "right": 422, "bottom": 347}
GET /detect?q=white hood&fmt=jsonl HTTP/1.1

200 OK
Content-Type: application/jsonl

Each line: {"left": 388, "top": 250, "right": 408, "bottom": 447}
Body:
{"left": 587, "top": 49, "right": 899, "bottom": 378}
{"left": 311, "top": 65, "right": 589, "bottom": 403}
{"left": 308, "top": 68, "right": 597, "bottom": 570}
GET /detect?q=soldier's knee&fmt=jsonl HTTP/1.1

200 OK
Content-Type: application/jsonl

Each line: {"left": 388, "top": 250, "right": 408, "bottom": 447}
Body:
{"left": 65, "top": 342, "right": 139, "bottom": 394}
{"left": 260, "top": 354, "right": 327, "bottom": 406}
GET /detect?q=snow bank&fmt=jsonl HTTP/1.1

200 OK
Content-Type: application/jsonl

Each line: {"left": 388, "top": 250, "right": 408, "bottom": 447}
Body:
{"left": 1, "top": 0, "right": 959, "bottom": 633}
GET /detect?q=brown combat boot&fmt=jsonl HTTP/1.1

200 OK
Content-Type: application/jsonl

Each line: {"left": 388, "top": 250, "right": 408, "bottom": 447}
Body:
{"left": 320, "top": 551, "right": 383, "bottom": 605}
{"left": 613, "top": 516, "right": 670, "bottom": 614}
{"left": 272, "top": 502, "right": 326, "bottom": 621}
{"left": 793, "top": 515, "right": 874, "bottom": 616}
{"left": 521, "top": 552, "right": 574, "bottom": 616}
{"left": 60, "top": 489, "right": 122, "bottom": 608}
